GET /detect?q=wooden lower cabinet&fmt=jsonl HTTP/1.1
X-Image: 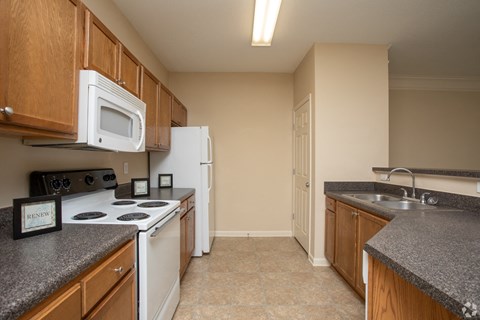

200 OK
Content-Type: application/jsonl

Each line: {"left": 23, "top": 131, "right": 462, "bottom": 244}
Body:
{"left": 334, "top": 202, "right": 358, "bottom": 286}
{"left": 28, "top": 284, "right": 81, "bottom": 320}
{"left": 86, "top": 269, "right": 135, "bottom": 320}
{"left": 330, "top": 198, "right": 388, "bottom": 298}
{"left": 355, "top": 210, "right": 387, "bottom": 298}
{"left": 21, "top": 240, "right": 136, "bottom": 320}
{"left": 325, "top": 208, "right": 336, "bottom": 264}
{"left": 368, "top": 256, "right": 460, "bottom": 320}
{"left": 180, "top": 194, "right": 195, "bottom": 277}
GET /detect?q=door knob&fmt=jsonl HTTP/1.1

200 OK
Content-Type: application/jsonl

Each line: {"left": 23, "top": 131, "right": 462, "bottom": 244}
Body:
{"left": 0, "top": 106, "right": 14, "bottom": 116}
{"left": 305, "top": 182, "right": 310, "bottom": 188}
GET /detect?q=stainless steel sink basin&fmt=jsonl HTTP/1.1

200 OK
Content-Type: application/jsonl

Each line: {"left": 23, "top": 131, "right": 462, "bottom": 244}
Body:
{"left": 373, "top": 200, "right": 437, "bottom": 210}
{"left": 344, "top": 193, "right": 402, "bottom": 202}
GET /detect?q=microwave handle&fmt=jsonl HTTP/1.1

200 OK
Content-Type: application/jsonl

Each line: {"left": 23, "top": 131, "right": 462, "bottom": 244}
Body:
{"left": 135, "top": 111, "right": 146, "bottom": 151}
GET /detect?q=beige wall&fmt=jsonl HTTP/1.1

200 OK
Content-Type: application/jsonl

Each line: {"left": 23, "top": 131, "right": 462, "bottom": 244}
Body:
{"left": 390, "top": 89, "right": 480, "bottom": 170}
{"left": 0, "top": 136, "right": 147, "bottom": 207}
{"left": 168, "top": 73, "right": 294, "bottom": 235}
{"left": 83, "top": 0, "right": 168, "bottom": 83}
{"left": 294, "top": 43, "right": 390, "bottom": 264}
{"left": 0, "top": 0, "right": 168, "bottom": 208}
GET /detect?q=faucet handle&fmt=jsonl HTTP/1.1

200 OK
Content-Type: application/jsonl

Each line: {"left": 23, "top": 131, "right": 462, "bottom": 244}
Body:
{"left": 400, "top": 188, "right": 408, "bottom": 198}
{"left": 420, "top": 192, "right": 431, "bottom": 204}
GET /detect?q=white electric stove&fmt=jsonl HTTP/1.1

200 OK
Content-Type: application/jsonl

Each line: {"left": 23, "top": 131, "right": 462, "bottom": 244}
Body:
{"left": 30, "top": 169, "right": 182, "bottom": 320}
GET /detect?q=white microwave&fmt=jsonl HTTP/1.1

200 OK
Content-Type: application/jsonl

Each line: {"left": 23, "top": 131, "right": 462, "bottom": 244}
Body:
{"left": 25, "top": 70, "right": 146, "bottom": 152}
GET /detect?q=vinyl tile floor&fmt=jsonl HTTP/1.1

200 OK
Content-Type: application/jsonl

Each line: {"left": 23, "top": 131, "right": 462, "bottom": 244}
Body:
{"left": 172, "top": 237, "right": 365, "bottom": 320}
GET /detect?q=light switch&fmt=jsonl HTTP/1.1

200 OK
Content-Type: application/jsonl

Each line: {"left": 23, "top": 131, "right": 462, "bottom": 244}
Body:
{"left": 123, "top": 162, "right": 129, "bottom": 174}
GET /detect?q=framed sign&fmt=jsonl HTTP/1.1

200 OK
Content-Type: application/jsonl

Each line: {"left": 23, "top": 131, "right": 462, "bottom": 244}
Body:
{"left": 131, "top": 178, "right": 150, "bottom": 197}
{"left": 13, "top": 195, "right": 62, "bottom": 240}
{"left": 158, "top": 174, "right": 173, "bottom": 188}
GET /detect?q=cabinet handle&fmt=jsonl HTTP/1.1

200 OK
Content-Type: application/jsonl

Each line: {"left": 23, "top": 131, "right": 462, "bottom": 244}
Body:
{"left": 351, "top": 211, "right": 358, "bottom": 217}
{"left": 114, "top": 266, "right": 124, "bottom": 273}
{"left": 0, "top": 106, "right": 14, "bottom": 117}
{"left": 116, "top": 79, "right": 126, "bottom": 86}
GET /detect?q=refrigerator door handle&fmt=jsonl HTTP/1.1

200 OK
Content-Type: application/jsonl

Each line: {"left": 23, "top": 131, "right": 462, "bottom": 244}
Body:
{"left": 208, "top": 164, "right": 213, "bottom": 192}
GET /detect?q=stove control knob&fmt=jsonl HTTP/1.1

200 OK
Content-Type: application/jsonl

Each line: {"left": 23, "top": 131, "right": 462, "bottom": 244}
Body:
{"left": 110, "top": 174, "right": 116, "bottom": 181}
{"left": 84, "top": 174, "right": 95, "bottom": 186}
{"left": 103, "top": 174, "right": 110, "bottom": 181}
{"left": 50, "top": 179, "right": 62, "bottom": 191}
{"left": 62, "top": 178, "right": 71, "bottom": 189}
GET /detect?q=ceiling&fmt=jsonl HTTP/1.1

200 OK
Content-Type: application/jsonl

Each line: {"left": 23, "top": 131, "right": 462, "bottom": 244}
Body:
{"left": 113, "top": 0, "right": 480, "bottom": 77}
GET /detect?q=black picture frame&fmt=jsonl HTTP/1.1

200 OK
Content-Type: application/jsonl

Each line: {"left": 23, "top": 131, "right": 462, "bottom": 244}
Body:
{"left": 13, "top": 195, "right": 62, "bottom": 240}
{"left": 158, "top": 174, "right": 173, "bottom": 188}
{"left": 131, "top": 178, "right": 150, "bottom": 197}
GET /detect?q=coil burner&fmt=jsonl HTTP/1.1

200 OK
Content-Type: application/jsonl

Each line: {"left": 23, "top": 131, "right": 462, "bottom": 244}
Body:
{"left": 117, "top": 212, "right": 151, "bottom": 221}
{"left": 73, "top": 212, "right": 107, "bottom": 220}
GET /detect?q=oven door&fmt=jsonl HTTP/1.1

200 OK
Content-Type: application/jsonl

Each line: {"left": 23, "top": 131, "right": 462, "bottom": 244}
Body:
{"left": 138, "top": 209, "right": 180, "bottom": 320}
{"left": 87, "top": 85, "right": 145, "bottom": 152}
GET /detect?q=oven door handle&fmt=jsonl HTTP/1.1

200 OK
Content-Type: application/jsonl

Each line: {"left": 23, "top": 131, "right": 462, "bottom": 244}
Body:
{"left": 150, "top": 208, "right": 183, "bottom": 238}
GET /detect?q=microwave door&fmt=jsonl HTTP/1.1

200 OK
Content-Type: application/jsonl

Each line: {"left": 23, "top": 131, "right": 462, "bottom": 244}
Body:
{"left": 88, "top": 86, "right": 145, "bottom": 152}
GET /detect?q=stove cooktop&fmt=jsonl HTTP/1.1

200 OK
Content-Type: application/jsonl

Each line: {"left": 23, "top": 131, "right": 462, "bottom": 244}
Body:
{"left": 62, "top": 190, "right": 180, "bottom": 231}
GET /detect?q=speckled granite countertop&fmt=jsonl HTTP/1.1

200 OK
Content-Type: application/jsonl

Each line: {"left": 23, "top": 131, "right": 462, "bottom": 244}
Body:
{"left": 116, "top": 185, "right": 195, "bottom": 202}
{"left": 0, "top": 208, "right": 138, "bottom": 320}
{"left": 326, "top": 189, "right": 480, "bottom": 319}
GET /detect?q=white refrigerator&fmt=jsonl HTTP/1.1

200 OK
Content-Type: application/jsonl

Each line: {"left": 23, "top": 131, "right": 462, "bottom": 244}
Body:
{"left": 150, "top": 126, "right": 215, "bottom": 256}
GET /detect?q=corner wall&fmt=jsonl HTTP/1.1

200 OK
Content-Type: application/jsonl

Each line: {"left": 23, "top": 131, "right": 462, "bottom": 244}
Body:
{"left": 168, "top": 73, "right": 294, "bottom": 235}
{"left": 294, "top": 43, "right": 390, "bottom": 264}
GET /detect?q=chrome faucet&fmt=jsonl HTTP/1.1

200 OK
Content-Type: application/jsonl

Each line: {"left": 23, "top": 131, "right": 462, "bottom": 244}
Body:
{"left": 386, "top": 168, "right": 416, "bottom": 199}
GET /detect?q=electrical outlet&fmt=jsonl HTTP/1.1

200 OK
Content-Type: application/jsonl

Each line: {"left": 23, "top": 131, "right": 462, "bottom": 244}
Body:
{"left": 123, "top": 162, "right": 129, "bottom": 174}
{"left": 477, "top": 182, "right": 480, "bottom": 193}
{"left": 380, "top": 174, "right": 388, "bottom": 181}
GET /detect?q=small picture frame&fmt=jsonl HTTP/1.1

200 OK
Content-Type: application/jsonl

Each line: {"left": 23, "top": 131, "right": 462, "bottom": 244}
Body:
{"left": 131, "top": 178, "right": 150, "bottom": 197}
{"left": 158, "top": 174, "right": 173, "bottom": 188}
{"left": 13, "top": 195, "right": 62, "bottom": 240}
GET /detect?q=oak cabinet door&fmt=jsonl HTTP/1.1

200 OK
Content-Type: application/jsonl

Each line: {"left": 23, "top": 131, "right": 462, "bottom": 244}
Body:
{"left": 355, "top": 210, "right": 387, "bottom": 298}
{"left": 1, "top": 0, "right": 81, "bottom": 138}
{"left": 119, "top": 45, "right": 141, "bottom": 97}
{"left": 141, "top": 67, "right": 160, "bottom": 150}
{"left": 334, "top": 202, "right": 357, "bottom": 287}
{"left": 186, "top": 209, "right": 196, "bottom": 258}
{"left": 325, "top": 209, "right": 336, "bottom": 264}
{"left": 84, "top": 10, "right": 119, "bottom": 83}
{"left": 158, "top": 86, "right": 172, "bottom": 150}
{"left": 172, "top": 98, "right": 187, "bottom": 127}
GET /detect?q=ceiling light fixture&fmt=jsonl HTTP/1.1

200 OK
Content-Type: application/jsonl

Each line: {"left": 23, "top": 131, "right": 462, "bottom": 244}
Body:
{"left": 251, "top": 0, "right": 282, "bottom": 46}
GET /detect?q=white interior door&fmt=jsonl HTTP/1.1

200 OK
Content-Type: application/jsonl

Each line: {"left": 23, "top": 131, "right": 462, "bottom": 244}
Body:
{"left": 293, "top": 96, "right": 312, "bottom": 252}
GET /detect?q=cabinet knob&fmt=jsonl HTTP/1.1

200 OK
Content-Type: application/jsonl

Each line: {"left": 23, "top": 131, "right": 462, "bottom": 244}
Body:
{"left": 116, "top": 79, "right": 126, "bottom": 86}
{"left": 351, "top": 211, "right": 358, "bottom": 217}
{"left": 114, "top": 266, "right": 124, "bottom": 273}
{"left": 0, "top": 106, "right": 14, "bottom": 117}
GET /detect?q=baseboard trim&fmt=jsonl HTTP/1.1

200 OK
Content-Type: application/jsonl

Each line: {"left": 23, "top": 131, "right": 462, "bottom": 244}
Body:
{"left": 309, "top": 255, "right": 331, "bottom": 267}
{"left": 214, "top": 230, "right": 293, "bottom": 237}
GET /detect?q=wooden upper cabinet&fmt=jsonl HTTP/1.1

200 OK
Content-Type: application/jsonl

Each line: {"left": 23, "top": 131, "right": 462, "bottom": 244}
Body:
{"left": 84, "top": 10, "right": 140, "bottom": 97}
{"left": 84, "top": 10, "right": 118, "bottom": 82}
{"left": 158, "top": 85, "right": 172, "bottom": 150}
{"left": 171, "top": 98, "right": 187, "bottom": 127}
{"left": 119, "top": 45, "right": 141, "bottom": 97}
{"left": 0, "top": 0, "right": 82, "bottom": 138}
{"left": 140, "top": 67, "right": 160, "bottom": 150}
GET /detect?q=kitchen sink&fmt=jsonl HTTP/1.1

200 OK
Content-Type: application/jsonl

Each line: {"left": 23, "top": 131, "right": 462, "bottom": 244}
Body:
{"left": 373, "top": 200, "right": 437, "bottom": 210}
{"left": 344, "top": 193, "right": 402, "bottom": 202}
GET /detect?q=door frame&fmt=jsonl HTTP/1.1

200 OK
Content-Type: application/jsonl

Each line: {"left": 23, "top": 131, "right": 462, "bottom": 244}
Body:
{"left": 292, "top": 94, "right": 313, "bottom": 256}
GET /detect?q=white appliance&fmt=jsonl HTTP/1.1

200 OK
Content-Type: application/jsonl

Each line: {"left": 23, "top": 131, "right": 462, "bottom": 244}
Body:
{"left": 24, "top": 70, "right": 146, "bottom": 152}
{"left": 150, "top": 126, "right": 215, "bottom": 256}
{"left": 30, "top": 169, "right": 181, "bottom": 320}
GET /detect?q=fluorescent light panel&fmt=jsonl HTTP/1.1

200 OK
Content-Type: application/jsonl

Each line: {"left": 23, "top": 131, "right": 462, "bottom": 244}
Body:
{"left": 252, "top": 0, "right": 282, "bottom": 46}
